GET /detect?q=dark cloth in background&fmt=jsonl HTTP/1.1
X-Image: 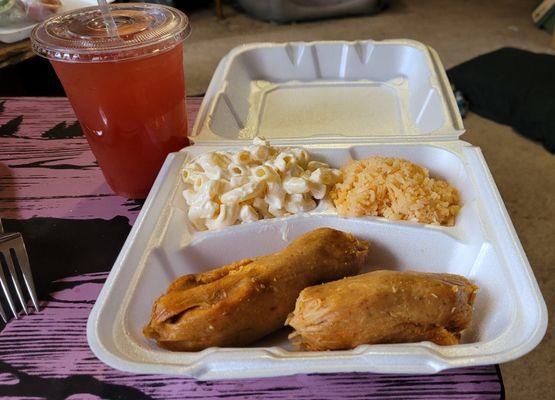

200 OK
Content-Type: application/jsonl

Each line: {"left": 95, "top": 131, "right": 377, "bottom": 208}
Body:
{"left": 448, "top": 47, "right": 555, "bottom": 153}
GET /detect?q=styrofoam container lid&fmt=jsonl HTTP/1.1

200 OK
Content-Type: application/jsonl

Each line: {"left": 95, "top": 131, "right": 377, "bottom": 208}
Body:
{"left": 191, "top": 40, "right": 464, "bottom": 145}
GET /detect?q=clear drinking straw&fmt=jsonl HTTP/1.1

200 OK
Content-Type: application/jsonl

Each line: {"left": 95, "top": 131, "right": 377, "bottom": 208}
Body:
{"left": 97, "top": 0, "right": 118, "bottom": 38}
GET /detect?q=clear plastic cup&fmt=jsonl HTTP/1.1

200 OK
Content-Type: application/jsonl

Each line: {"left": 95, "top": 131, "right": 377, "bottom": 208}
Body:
{"left": 31, "top": 3, "right": 191, "bottom": 199}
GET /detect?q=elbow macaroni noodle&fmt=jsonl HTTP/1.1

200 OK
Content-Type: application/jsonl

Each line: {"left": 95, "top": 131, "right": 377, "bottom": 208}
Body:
{"left": 181, "top": 138, "right": 340, "bottom": 231}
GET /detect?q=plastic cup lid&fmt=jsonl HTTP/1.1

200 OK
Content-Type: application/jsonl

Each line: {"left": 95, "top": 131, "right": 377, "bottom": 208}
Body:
{"left": 31, "top": 3, "right": 190, "bottom": 63}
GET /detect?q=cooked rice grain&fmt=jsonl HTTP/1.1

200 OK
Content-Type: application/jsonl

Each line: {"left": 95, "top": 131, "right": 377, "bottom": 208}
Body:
{"left": 331, "top": 156, "right": 460, "bottom": 226}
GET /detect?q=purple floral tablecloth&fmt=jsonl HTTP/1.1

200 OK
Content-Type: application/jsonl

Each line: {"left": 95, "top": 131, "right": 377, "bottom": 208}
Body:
{"left": 0, "top": 97, "right": 504, "bottom": 399}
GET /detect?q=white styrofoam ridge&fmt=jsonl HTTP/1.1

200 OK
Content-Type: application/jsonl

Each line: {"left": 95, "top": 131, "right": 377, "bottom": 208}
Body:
{"left": 191, "top": 40, "right": 464, "bottom": 144}
{"left": 87, "top": 142, "right": 547, "bottom": 379}
{"left": 87, "top": 40, "right": 546, "bottom": 379}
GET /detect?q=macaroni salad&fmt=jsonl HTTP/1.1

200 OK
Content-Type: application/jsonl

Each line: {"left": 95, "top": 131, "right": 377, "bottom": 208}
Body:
{"left": 181, "top": 138, "right": 340, "bottom": 230}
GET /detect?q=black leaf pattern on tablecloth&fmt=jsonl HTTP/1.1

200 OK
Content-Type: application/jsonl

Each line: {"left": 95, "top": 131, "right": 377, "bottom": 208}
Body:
{"left": 0, "top": 217, "right": 131, "bottom": 300}
{"left": 0, "top": 101, "right": 5, "bottom": 114}
{"left": 123, "top": 199, "right": 146, "bottom": 211}
{"left": 0, "top": 360, "right": 153, "bottom": 400}
{"left": 8, "top": 157, "right": 97, "bottom": 170}
{"left": 0, "top": 116, "right": 23, "bottom": 137}
{"left": 42, "top": 121, "right": 83, "bottom": 139}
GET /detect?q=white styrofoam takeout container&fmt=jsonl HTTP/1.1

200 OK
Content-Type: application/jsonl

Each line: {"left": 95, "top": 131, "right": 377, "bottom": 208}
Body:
{"left": 87, "top": 40, "right": 547, "bottom": 379}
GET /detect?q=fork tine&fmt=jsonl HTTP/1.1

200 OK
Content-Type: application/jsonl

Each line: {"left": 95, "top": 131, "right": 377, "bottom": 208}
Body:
{"left": 5, "top": 249, "right": 28, "bottom": 315}
{"left": 0, "top": 257, "right": 19, "bottom": 320}
{"left": 13, "top": 240, "right": 39, "bottom": 312}
{"left": 0, "top": 301, "right": 6, "bottom": 323}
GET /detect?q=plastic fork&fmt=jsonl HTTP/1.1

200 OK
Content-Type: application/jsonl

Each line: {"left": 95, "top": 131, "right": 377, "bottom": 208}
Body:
{"left": 0, "top": 220, "right": 39, "bottom": 322}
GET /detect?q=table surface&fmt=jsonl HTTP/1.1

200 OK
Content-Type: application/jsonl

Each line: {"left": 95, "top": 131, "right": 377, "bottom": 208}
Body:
{"left": 0, "top": 96, "right": 504, "bottom": 399}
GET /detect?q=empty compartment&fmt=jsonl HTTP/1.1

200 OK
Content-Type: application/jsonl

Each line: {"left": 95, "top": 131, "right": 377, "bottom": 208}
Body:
{"left": 196, "top": 40, "right": 462, "bottom": 141}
